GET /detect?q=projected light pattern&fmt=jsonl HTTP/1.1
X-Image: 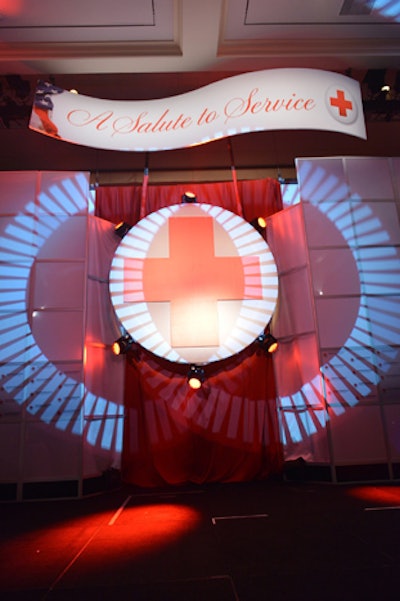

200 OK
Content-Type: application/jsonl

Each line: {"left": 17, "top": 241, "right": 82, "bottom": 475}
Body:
{"left": 0, "top": 173, "right": 123, "bottom": 453}
{"left": 1, "top": 164, "right": 399, "bottom": 462}
{"left": 278, "top": 159, "right": 400, "bottom": 449}
{"left": 122, "top": 355, "right": 275, "bottom": 449}
{"left": 374, "top": 0, "right": 400, "bottom": 21}
{"left": 281, "top": 183, "right": 300, "bottom": 207}
{"left": 110, "top": 203, "right": 278, "bottom": 364}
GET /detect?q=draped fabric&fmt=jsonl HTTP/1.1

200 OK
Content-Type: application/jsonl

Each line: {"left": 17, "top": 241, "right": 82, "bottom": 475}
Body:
{"left": 96, "top": 179, "right": 284, "bottom": 486}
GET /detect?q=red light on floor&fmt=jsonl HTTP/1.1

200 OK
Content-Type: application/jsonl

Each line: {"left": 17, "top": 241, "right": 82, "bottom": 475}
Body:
{"left": 348, "top": 486, "right": 400, "bottom": 506}
{"left": 103, "top": 503, "right": 203, "bottom": 557}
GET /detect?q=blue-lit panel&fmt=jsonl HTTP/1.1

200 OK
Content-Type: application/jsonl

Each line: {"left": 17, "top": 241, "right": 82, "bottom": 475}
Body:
{"left": 361, "top": 296, "right": 400, "bottom": 348}
{"left": 0, "top": 171, "right": 123, "bottom": 460}
{"left": 278, "top": 406, "right": 330, "bottom": 461}
{"left": 36, "top": 172, "right": 90, "bottom": 216}
{"left": 0, "top": 324, "right": 38, "bottom": 365}
{"left": 34, "top": 215, "right": 88, "bottom": 260}
{"left": 296, "top": 158, "right": 349, "bottom": 203}
{"left": 373, "top": 0, "right": 400, "bottom": 21}
{"left": 323, "top": 355, "right": 378, "bottom": 395}
{"left": 351, "top": 202, "right": 400, "bottom": 247}
{"left": 0, "top": 219, "right": 38, "bottom": 261}
{"left": 84, "top": 413, "right": 124, "bottom": 452}
{"left": 27, "top": 392, "right": 83, "bottom": 426}
{"left": 280, "top": 183, "right": 300, "bottom": 207}
{"left": 302, "top": 201, "right": 354, "bottom": 247}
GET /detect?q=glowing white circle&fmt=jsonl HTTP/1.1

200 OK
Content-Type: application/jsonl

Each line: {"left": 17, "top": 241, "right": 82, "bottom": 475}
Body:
{"left": 109, "top": 203, "right": 279, "bottom": 364}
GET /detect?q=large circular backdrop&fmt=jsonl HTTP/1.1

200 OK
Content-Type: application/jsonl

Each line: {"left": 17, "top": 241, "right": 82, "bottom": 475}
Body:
{"left": 109, "top": 203, "right": 279, "bottom": 364}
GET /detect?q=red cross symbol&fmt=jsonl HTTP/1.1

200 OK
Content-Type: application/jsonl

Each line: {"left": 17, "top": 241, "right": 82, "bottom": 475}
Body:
{"left": 329, "top": 89, "right": 353, "bottom": 117}
{"left": 125, "top": 215, "right": 262, "bottom": 348}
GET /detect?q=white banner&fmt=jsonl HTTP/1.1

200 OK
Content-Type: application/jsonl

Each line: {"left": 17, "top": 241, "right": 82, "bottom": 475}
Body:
{"left": 29, "top": 69, "right": 366, "bottom": 152}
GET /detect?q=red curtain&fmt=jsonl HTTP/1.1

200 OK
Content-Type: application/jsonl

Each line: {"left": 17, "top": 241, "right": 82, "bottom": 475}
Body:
{"left": 96, "top": 179, "right": 284, "bottom": 486}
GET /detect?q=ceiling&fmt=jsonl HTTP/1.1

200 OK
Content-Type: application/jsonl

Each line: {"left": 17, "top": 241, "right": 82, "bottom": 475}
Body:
{"left": 1, "top": 0, "right": 400, "bottom": 75}
{"left": 1, "top": 0, "right": 399, "bottom": 180}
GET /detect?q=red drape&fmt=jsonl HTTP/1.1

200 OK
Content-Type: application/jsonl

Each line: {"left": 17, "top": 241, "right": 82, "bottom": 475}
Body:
{"left": 96, "top": 179, "right": 284, "bottom": 486}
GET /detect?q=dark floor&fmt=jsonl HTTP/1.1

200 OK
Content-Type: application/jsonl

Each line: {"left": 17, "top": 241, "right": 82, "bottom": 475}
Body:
{"left": 1, "top": 479, "right": 400, "bottom": 600}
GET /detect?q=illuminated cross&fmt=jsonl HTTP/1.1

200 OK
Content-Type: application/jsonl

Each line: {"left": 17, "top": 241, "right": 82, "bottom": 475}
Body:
{"left": 329, "top": 89, "right": 353, "bottom": 117}
{"left": 140, "top": 215, "right": 262, "bottom": 348}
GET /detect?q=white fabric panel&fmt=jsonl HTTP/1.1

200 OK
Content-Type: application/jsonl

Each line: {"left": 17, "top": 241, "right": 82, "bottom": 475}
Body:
{"left": 315, "top": 296, "right": 362, "bottom": 349}
{"left": 35, "top": 215, "right": 87, "bottom": 259}
{"left": 0, "top": 171, "right": 124, "bottom": 493}
{"left": 309, "top": 248, "right": 360, "bottom": 296}
{"left": 273, "top": 268, "right": 315, "bottom": 338}
{"left": 384, "top": 404, "right": 400, "bottom": 462}
{"left": 267, "top": 204, "right": 308, "bottom": 272}
{"left": 0, "top": 171, "right": 37, "bottom": 214}
{"left": 32, "top": 261, "right": 85, "bottom": 309}
{"left": 351, "top": 200, "right": 400, "bottom": 247}
{"left": 23, "top": 421, "right": 81, "bottom": 480}
{"left": 302, "top": 201, "right": 354, "bottom": 247}
{"left": 0, "top": 423, "right": 21, "bottom": 480}
{"left": 329, "top": 405, "right": 387, "bottom": 464}
{"left": 345, "top": 157, "right": 395, "bottom": 200}
{"left": 296, "top": 156, "right": 400, "bottom": 474}
{"left": 295, "top": 157, "right": 349, "bottom": 203}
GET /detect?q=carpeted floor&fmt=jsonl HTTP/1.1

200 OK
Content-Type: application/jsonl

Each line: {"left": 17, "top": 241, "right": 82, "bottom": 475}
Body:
{"left": 1, "top": 479, "right": 399, "bottom": 600}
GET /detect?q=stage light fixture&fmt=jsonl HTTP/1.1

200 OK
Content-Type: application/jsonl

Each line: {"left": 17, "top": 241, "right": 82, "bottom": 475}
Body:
{"left": 257, "top": 332, "right": 279, "bottom": 354}
{"left": 112, "top": 334, "right": 134, "bottom": 355}
{"left": 187, "top": 365, "right": 205, "bottom": 389}
{"left": 114, "top": 221, "right": 132, "bottom": 239}
{"left": 250, "top": 216, "right": 267, "bottom": 235}
{"left": 363, "top": 69, "right": 387, "bottom": 97}
{"left": 181, "top": 191, "right": 197, "bottom": 203}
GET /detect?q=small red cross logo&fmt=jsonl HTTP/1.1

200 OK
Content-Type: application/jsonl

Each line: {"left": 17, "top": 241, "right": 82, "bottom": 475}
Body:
{"left": 329, "top": 89, "right": 353, "bottom": 117}
{"left": 124, "top": 215, "right": 262, "bottom": 348}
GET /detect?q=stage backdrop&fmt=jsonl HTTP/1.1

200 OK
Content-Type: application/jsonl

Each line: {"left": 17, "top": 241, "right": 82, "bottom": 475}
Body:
{"left": 2, "top": 160, "right": 398, "bottom": 500}
{"left": 95, "top": 179, "right": 284, "bottom": 486}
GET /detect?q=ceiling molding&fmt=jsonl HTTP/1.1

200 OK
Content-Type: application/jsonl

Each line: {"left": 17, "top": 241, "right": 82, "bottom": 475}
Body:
{"left": 218, "top": 37, "right": 400, "bottom": 58}
{"left": 0, "top": 40, "right": 182, "bottom": 61}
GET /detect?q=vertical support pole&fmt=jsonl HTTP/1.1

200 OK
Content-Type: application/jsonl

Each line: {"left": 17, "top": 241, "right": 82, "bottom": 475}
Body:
{"left": 140, "top": 153, "right": 149, "bottom": 220}
{"left": 227, "top": 138, "right": 243, "bottom": 216}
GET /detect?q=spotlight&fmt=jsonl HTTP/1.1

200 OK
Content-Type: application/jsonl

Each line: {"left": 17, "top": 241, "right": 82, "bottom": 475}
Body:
{"left": 181, "top": 191, "right": 197, "bottom": 203}
{"left": 112, "top": 334, "right": 134, "bottom": 355}
{"left": 257, "top": 332, "right": 278, "bottom": 354}
{"left": 250, "top": 217, "right": 267, "bottom": 235}
{"left": 114, "top": 221, "right": 132, "bottom": 239}
{"left": 187, "top": 365, "right": 205, "bottom": 389}
{"left": 363, "top": 69, "right": 387, "bottom": 98}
